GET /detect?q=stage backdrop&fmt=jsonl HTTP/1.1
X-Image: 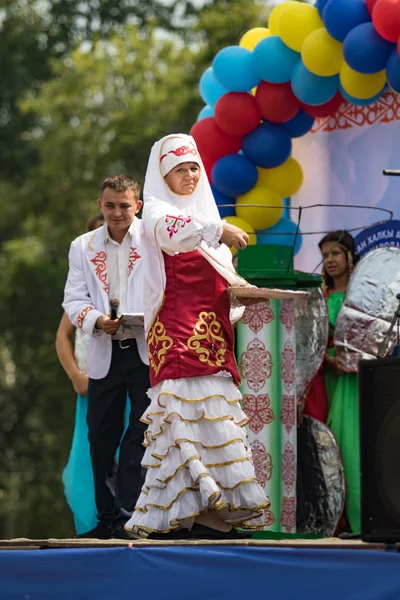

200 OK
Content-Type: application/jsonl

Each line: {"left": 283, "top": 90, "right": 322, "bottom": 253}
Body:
{"left": 292, "top": 91, "right": 400, "bottom": 273}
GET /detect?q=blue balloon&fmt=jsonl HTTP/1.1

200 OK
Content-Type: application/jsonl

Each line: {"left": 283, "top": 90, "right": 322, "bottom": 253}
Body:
{"left": 199, "top": 67, "right": 227, "bottom": 107}
{"left": 316, "top": 0, "right": 330, "bottom": 17}
{"left": 386, "top": 49, "right": 400, "bottom": 94}
{"left": 257, "top": 218, "right": 302, "bottom": 254}
{"left": 251, "top": 36, "right": 299, "bottom": 84}
{"left": 339, "top": 84, "right": 383, "bottom": 105}
{"left": 343, "top": 23, "right": 394, "bottom": 74}
{"left": 213, "top": 46, "right": 260, "bottom": 92}
{"left": 212, "top": 154, "right": 258, "bottom": 197}
{"left": 211, "top": 184, "right": 236, "bottom": 218}
{"left": 291, "top": 61, "right": 339, "bottom": 106}
{"left": 323, "top": 0, "right": 371, "bottom": 43}
{"left": 242, "top": 123, "right": 292, "bottom": 169}
{"left": 280, "top": 109, "right": 315, "bottom": 138}
{"left": 282, "top": 197, "right": 290, "bottom": 219}
{"left": 196, "top": 105, "right": 214, "bottom": 121}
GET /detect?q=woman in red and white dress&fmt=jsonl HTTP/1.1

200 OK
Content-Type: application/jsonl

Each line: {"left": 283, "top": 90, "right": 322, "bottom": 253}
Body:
{"left": 124, "top": 134, "right": 269, "bottom": 539}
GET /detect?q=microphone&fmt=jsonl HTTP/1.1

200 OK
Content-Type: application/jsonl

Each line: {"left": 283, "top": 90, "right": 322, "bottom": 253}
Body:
{"left": 383, "top": 169, "right": 400, "bottom": 176}
{"left": 110, "top": 298, "right": 120, "bottom": 320}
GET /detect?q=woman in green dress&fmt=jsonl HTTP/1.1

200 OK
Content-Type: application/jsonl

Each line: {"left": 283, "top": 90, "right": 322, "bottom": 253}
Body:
{"left": 319, "top": 230, "right": 360, "bottom": 533}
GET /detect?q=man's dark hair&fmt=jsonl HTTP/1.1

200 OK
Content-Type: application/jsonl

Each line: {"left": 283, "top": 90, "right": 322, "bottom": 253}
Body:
{"left": 100, "top": 175, "right": 140, "bottom": 199}
{"left": 87, "top": 214, "right": 104, "bottom": 232}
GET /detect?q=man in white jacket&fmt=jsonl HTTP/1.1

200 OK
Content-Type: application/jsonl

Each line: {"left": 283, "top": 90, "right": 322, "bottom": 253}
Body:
{"left": 63, "top": 175, "right": 150, "bottom": 539}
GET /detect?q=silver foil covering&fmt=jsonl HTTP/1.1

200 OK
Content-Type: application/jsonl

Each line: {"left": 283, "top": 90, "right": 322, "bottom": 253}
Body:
{"left": 297, "top": 416, "right": 345, "bottom": 537}
{"left": 295, "top": 288, "right": 329, "bottom": 400}
{"left": 334, "top": 247, "right": 400, "bottom": 372}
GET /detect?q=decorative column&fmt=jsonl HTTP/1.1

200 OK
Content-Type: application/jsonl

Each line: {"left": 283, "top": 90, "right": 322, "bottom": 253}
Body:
{"left": 236, "top": 244, "right": 321, "bottom": 534}
{"left": 279, "top": 299, "right": 297, "bottom": 534}
{"left": 237, "top": 297, "right": 296, "bottom": 533}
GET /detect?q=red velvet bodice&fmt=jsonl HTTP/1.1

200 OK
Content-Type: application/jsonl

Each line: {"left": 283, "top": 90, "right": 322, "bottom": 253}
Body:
{"left": 147, "top": 250, "right": 240, "bottom": 387}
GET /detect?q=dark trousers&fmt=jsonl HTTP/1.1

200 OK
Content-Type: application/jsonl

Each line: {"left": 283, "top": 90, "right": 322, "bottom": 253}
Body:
{"left": 87, "top": 339, "right": 150, "bottom": 528}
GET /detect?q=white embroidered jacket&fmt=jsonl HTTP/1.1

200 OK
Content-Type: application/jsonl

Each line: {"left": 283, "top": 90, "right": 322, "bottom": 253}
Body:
{"left": 62, "top": 219, "right": 149, "bottom": 379}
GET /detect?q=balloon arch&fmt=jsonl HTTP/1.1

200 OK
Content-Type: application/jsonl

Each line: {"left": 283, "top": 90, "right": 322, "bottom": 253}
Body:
{"left": 190, "top": 0, "right": 400, "bottom": 256}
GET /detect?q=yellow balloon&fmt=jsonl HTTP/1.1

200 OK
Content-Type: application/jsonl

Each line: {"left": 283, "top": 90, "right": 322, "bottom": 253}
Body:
{"left": 236, "top": 187, "right": 283, "bottom": 230}
{"left": 268, "top": 1, "right": 297, "bottom": 35}
{"left": 340, "top": 63, "right": 386, "bottom": 99}
{"left": 225, "top": 216, "right": 257, "bottom": 252}
{"left": 301, "top": 28, "right": 343, "bottom": 77}
{"left": 279, "top": 3, "right": 323, "bottom": 53}
{"left": 257, "top": 158, "right": 304, "bottom": 198}
{"left": 239, "top": 27, "right": 271, "bottom": 51}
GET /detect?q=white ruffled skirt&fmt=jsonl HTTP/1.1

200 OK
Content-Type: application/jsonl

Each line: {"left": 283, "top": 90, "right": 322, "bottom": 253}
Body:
{"left": 124, "top": 375, "right": 270, "bottom": 537}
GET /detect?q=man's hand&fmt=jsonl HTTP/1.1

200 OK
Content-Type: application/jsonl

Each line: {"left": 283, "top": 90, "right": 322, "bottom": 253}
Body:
{"left": 71, "top": 372, "right": 89, "bottom": 396}
{"left": 95, "top": 314, "right": 121, "bottom": 335}
{"left": 220, "top": 223, "right": 249, "bottom": 250}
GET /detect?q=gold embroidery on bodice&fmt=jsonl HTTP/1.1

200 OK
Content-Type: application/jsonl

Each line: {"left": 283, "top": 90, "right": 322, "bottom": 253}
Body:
{"left": 148, "top": 317, "right": 173, "bottom": 375}
{"left": 187, "top": 311, "right": 226, "bottom": 367}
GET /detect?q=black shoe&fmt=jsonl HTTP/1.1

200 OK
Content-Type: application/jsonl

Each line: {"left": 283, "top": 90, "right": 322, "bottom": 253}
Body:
{"left": 111, "top": 526, "right": 139, "bottom": 540}
{"left": 74, "top": 523, "right": 112, "bottom": 540}
{"left": 190, "top": 524, "right": 252, "bottom": 540}
{"left": 338, "top": 532, "right": 361, "bottom": 540}
{"left": 229, "top": 529, "right": 253, "bottom": 540}
{"left": 147, "top": 528, "right": 192, "bottom": 540}
{"left": 190, "top": 524, "right": 231, "bottom": 539}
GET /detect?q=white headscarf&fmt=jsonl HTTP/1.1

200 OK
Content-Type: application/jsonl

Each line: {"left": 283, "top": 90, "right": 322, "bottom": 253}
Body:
{"left": 142, "top": 133, "right": 246, "bottom": 335}
{"left": 159, "top": 136, "right": 199, "bottom": 177}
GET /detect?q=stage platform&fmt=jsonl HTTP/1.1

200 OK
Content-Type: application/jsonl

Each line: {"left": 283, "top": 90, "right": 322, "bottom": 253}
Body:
{"left": 1, "top": 538, "right": 399, "bottom": 600}
{"left": 0, "top": 535, "right": 389, "bottom": 550}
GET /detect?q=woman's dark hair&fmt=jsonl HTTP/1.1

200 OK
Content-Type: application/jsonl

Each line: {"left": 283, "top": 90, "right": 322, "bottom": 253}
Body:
{"left": 87, "top": 214, "right": 104, "bottom": 232}
{"left": 319, "top": 230, "right": 360, "bottom": 290}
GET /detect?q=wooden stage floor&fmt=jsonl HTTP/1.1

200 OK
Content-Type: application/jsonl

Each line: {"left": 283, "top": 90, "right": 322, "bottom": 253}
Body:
{"left": 0, "top": 537, "right": 390, "bottom": 551}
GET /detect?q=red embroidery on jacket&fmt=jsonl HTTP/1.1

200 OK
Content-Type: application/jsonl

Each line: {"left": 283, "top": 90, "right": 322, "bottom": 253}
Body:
{"left": 165, "top": 215, "right": 192, "bottom": 239}
{"left": 77, "top": 306, "right": 94, "bottom": 329}
{"left": 128, "top": 247, "right": 141, "bottom": 276}
{"left": 90, "top": 251, "right": 108, "bottom": 293}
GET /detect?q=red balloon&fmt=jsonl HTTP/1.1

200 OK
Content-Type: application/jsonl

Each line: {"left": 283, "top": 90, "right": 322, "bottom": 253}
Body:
{"left": 190, "top": 117, "right": 242, "bottom": 163}
{"left": 203, "top": 159, "right": 215, "bottom": 183}
{"left": 255, "top": 81, "right": 300, "bottom": 123}
{"left": 300, "top": 91, "right": 344, "bottom": 118}
{"left": 214, "top": 92, "right": 261, "bottom": 136}
{"left": 372, "top": 0, "right": 400, "bottom": 43}
{"left": 366, "top": 0, "right": 379, "bottom": 14}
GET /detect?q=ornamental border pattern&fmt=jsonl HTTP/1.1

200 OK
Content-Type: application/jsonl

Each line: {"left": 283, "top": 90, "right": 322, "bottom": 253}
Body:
{"left": 311, "top": 92, "right": 400, "bottom": 134}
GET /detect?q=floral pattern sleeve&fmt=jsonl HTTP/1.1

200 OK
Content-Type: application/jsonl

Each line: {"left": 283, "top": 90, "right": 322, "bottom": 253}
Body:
{"left": 156, "top": 212, "right": 223, "bottom": 254}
